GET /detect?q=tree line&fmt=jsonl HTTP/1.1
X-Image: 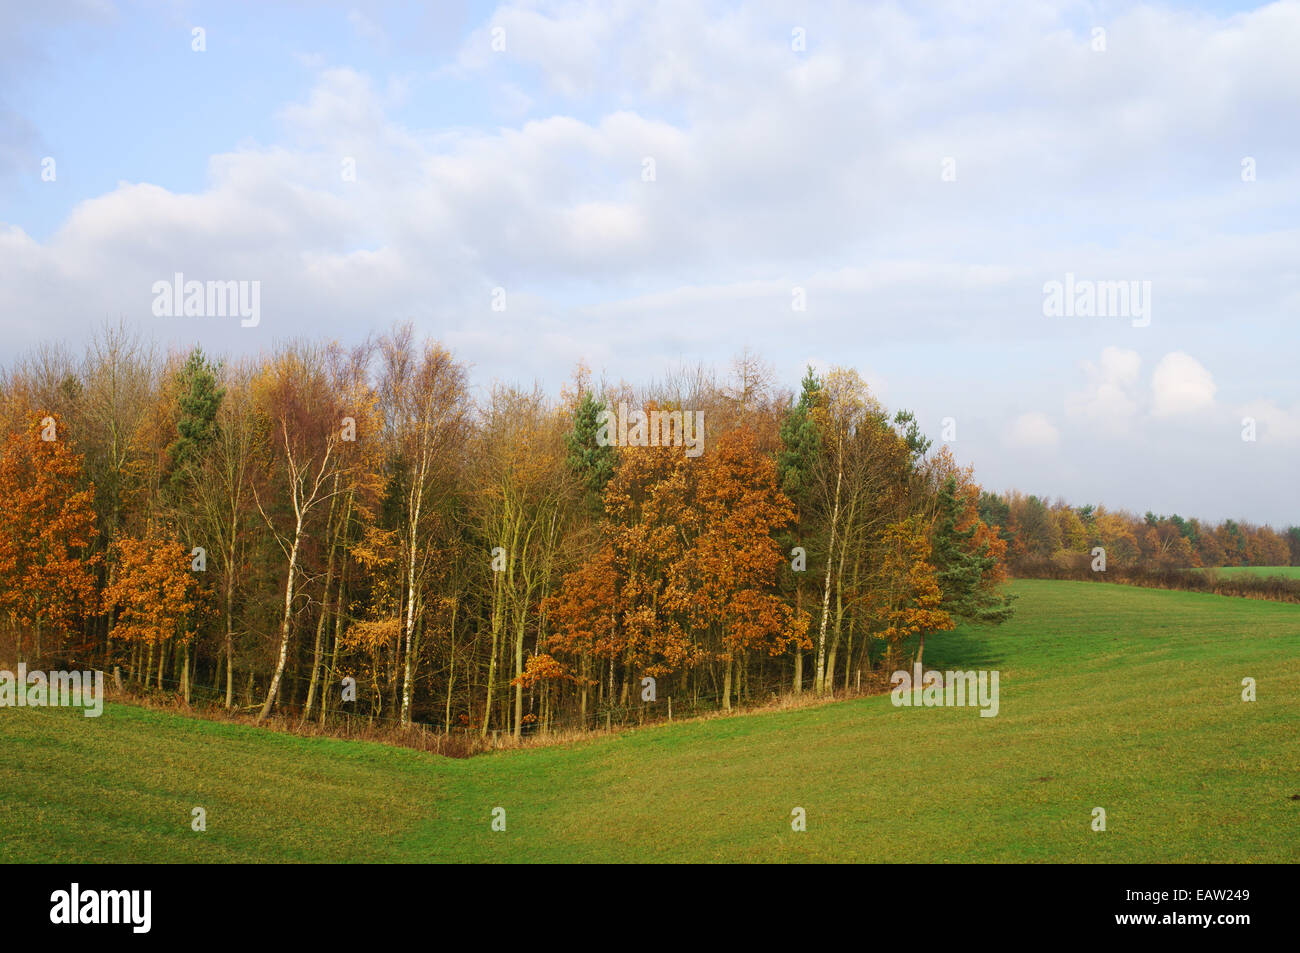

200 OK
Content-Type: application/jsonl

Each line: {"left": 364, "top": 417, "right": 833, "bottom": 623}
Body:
{"left": 0, "top": 324, "right": 1012, "bottom": 738}
{"left": 981, "top": 492, "right": 1299, "bottom": 572}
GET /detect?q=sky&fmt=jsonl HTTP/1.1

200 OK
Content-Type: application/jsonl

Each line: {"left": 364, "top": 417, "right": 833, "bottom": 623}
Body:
{"left": 1, "top": 0, "right": 1297, "bottom": 525}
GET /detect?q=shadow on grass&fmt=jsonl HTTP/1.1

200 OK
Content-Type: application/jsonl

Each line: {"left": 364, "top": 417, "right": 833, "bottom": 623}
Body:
{"left": 894, "top": 626, "right": 1008, "bottom": 673}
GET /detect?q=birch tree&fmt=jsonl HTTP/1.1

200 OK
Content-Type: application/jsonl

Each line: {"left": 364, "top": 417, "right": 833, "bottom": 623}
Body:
{"left": 378, "top": 325, "right": 468, "bottom": 727}
{"left": 253, "top": 346, "right": 349, "bottom": 723}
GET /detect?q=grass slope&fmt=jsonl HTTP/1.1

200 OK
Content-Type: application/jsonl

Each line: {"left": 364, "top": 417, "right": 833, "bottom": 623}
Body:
{"left": 1200, "top": 565, "right": 1300, "bottom": 580}
{"left": 2, "top": 580, "right": 1297, "bottom": 863}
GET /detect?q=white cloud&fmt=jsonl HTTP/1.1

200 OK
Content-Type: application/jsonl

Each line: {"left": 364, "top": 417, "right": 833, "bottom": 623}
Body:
{"left": 1151, "top": 351, "right": 1217, "bottom": 417}
{"left": 1067, "top": 346, "right": 1142, "bottom": 425}
{"left": 1004, "top": 412, "right": 1060, "bottom": 449}
{"left": 2, "top": 2, "right": 1299, "bottom": 522}
{"left": 1238, "top": 399, "right": 1300, "bottom": 443}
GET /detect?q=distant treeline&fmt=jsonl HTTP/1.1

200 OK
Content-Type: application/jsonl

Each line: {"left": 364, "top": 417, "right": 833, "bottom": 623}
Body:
{"left": 979, "top": 492, "right": 1298, "bottom": 573}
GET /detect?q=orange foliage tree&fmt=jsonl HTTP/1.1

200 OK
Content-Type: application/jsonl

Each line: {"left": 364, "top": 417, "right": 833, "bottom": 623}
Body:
{"left": 104, "top": 531, "right": 206, "bottom": 698}
{"left": 0, "top": 413, "right": 100, "bottom": 660}
{"left": 866, "top": 514, "right": 953, "bottom": 669}
{"left": 675, "top": 427, "right": 806, "bottom": 709}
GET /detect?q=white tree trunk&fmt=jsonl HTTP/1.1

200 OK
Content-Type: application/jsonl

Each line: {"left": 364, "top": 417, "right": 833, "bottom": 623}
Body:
{"left": 815, "top": 466, "right": 842, "bottom": 694}
{"left": 258, "top": 523, "right": 301, "bottom": 723}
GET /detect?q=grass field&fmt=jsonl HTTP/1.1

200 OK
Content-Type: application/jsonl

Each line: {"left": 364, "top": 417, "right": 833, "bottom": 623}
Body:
{"left": 2, "top": 579, "right": 1298, "bottom": 863}
{"left": 1198, "top": 565, "right": 1300, "bottom": 580}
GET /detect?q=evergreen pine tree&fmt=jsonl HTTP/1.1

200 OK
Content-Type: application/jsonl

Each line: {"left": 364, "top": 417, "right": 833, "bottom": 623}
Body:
{"left": 167, "top": 347, "right": 225, "bottom": 490}
{"left": 566, "top": 390, "right": 616, "bottom": 511}
{"left": 932, "top": 476, "right": 1015, "bottom": 625}
{"left": 775, "top": 367, "right": 824, "bottom": 691}
{"left": 777, "top": 366, "right": 822, "bottom": 499}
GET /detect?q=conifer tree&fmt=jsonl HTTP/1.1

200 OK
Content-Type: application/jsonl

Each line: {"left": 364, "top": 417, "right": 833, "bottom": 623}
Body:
{"left": 167, "top": 347, "right": 224, "bottom": 488}
{"left": 931, "top": 476, "right": 1015, "bottom": 632}
{"left": 565, "top": 390, "right": 616, "bottom": 510}
{"left": 776, "top": 366, "right": 822, "bottom": 692}
{"left": 777, "top": 366, "right": 822, "bottom": 499}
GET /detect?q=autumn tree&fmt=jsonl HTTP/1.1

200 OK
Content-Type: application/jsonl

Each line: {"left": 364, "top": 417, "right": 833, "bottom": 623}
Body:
{"left": 597, "top": 439, "right": 698, "bottom": 711}
{"left": 104, "top": 532, "right": 206, "bottom": 698}
{"left": 866, "top": 514, "right": 953, "bottom": 669}
{"left": 185, "top": 359, "right": 264, "bottom": 708}
{"left": 253, "top": 346, "right": 351, "bottom": 723}
{"left": 303, "top": 341, "right": 380, "bottom": 724}
{"left": 677, "top": 427, "right": 804, "bottom": 710}
{"left": 470, "top": 385, "right": 570, "bottom": 737}
{"left": 0, "top": 413, "right": 100, "bottom": 660}
{"left": 377, "top": 326, "right": 468, "bottom": 727}
{"left": 545, "top": 544, "right": 619, "bottom": 726}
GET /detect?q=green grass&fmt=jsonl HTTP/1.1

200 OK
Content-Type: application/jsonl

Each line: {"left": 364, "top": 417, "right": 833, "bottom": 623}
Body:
{"left": 2, "top": 579, "right": 1298, "bottom": 863}
{"left": 1197, "top": 565, "right": 1300, "bottom": 580}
